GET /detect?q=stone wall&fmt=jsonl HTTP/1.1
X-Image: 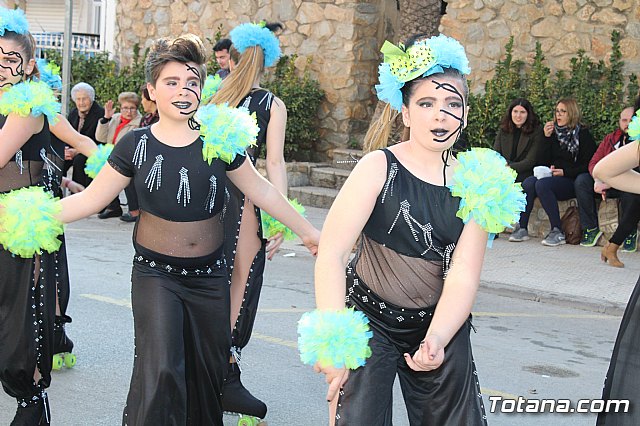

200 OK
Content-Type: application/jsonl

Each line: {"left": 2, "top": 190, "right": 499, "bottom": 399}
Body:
{"left": 440, "top": 0, "right": 640, "bottom": 90}
{"left": 115, "top": 0, "right": 398, "bottom": 160}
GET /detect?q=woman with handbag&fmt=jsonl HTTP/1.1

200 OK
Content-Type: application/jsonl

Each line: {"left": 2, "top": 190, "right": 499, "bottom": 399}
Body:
{"left": 511, "top": 98, "right": 596, "bottom": 246}
{"left": 593, "top": 111, "right": 640, "bottom": 426}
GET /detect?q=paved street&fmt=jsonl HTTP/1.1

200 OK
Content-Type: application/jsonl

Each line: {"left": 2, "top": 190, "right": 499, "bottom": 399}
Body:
{"left": 0, "top": 207, "right": 637, "bottom": 425}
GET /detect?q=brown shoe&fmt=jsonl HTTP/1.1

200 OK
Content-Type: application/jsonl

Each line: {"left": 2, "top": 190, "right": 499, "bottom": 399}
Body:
{"left": 601, "top": 242, "right": 624, "bottom": 268}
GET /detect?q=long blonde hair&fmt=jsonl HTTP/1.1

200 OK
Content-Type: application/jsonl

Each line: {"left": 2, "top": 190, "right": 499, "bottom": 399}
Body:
{"left": 209, "top": 45, "right": 264, "bottom": 107}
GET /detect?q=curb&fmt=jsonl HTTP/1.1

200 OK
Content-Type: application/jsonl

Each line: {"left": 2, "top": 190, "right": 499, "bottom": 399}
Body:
{"left": 480, "top": 280, "right": 627, "bottom": 316}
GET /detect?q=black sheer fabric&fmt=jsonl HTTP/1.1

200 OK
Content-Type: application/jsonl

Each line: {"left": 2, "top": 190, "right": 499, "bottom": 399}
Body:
{"left": 597, "top": 275, "right": 640, "bottom": 426}
{"left": 354, "top": 235, "right": 443, "bottom": 309}
{"left": 108, "top": 127, "right": 245, "bottom": 266}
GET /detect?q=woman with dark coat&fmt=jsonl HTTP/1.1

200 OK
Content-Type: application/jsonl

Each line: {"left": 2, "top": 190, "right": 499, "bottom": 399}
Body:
{"left": 493, "top": 98, "right": 545, "bottom": 183}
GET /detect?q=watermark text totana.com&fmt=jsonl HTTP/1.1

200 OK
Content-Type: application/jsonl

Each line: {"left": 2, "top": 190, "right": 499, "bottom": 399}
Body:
{"left": 488, "top": 396, "right": 630, "bottom": 414}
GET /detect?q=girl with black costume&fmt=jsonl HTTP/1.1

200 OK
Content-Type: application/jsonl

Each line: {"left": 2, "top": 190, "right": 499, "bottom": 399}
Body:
{"left": 41, "top": 34, "right": 317, "bottom": 426}
{"left": 300, "top": 34, "right": 524, "bottom": 425}
{"left": 209, "top": 21, "right": 287, "bottom": 420}
{"left": 593, "top": 111, "right": 640, "bottom": 426}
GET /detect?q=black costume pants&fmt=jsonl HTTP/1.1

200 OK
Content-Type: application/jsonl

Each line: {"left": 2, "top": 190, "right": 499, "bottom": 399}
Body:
{"left": 610, "top": 192, "right": 640, "bottom": 246}
{"left": 0, "top": 250, "right": 56, "bottom": 399}
{"left": 122, "top": 258, "right": 231, "bottom": 426}
{"left": 338, "top": 275, "right": 487, "bottom": 426}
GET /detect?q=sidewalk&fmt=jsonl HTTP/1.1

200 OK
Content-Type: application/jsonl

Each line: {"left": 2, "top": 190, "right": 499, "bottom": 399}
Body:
{"left": 298, "top": 206, "right": 639, "bottom": 316}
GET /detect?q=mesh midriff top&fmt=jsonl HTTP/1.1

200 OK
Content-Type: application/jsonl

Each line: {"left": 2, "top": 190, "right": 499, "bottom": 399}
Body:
{"left": 109, "top": 127, "right": 245, "bottom": 266}
{"left": 0, "top": 114, "right": 53, "bottom": 193}
{"left": 352, "top": 149, "right": 464, "bottom": 308}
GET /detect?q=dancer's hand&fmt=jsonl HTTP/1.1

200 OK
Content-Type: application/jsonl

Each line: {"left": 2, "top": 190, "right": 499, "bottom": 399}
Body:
{"left": 404, "top": 334, "right": 445, "bottom": 371}
{"left": 265, "top": 232, "right": 284, "bottom": 260}
{"left": 302, "top": 227, "right": 320, "bottom": 256}
{"left": 315, "top": 364, "right": 349, "bottom": 402}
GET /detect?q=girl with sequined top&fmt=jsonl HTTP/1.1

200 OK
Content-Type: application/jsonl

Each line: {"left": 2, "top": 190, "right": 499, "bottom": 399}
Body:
{"left": 45, "top": 34, "right": 317, "bottom": 425}
{"left": 298, "top": 35, "right": 524, "bottom": 425}
{"left": 0, "top": 8, "right": 99, "bottom": 425}
{"left": 209, "top": 21, "right": 287, "bottom": 419}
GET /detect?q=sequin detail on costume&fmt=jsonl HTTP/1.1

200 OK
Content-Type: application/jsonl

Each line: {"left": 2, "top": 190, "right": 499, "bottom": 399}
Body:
{"left": 221, "top": 187, "right": 230, "bottom": 222}
{"left": 205, "top": 175, "right": 217, "bottom": 213}
{"left": 145, "top": 154, "right": 163, "bottom": 192}
{"left": 240, "top": 95, "right": 252, "bottom": 109}
{"left": 258, "top": 91, "right": 274, "bottom": 110}
{"left": 133, "top": 133, "right": 148, "bottom": 168}
{"left": 15, "top": 149, "right": 23, "bottom": 174}
{"left": 387, "top": 197, "right": 456, "bottom": 275}
{"left": 177, "top": 167, "right": 191, "bottom": 207}
{"left": 40, "top": 148, "right": 61, "bottom": 175}
{"left": 381, "top": 162, "right": 398, "bottom": 204}
{"left": 442, "top": 243, "right": 456, "bottom": 277}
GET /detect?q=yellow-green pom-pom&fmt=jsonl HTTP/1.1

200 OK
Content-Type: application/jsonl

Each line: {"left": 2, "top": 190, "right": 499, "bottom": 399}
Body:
{"left": 85, "top": 144, "right": 114, "bottom": 179}
{"left": 261, "top": 199, "right": 305, "bottom": 240}
{"left": 298, "top": 308, "right": 373, "bottom": 369}
{"left": 195, "top": 103, "right": 258, "bottom": 164}
{"left": 628, "top": 110, "right": 640, "bottom": 141}
{"left": 0, "top": 186, "right": 63, "bottom": 258}
{"left": 201, "top": 74, "right": 222, "bottom": 103}
{"left": 448, "top": 148, "right": 526, "bottom": 234}
{"left": 0, "top": 80, "right": 60, "bottom": 124}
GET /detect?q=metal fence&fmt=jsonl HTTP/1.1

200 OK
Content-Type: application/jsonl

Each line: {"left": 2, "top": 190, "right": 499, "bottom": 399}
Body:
{"left": 33, "top": 32, "right": 102, "bottom": 58}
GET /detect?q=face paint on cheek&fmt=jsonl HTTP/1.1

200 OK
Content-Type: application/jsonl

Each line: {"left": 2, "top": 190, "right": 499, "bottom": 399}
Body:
{"left": 431, "top": 79, "right": 466, "bottom": 144}
{"left": 181, "top": 64, "right": 202, "bottom": 116}
{"left": 0, "top": 47, "right": 25, "bottom": 88}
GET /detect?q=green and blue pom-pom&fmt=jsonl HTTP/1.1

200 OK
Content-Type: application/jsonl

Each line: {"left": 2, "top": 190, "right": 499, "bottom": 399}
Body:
{"left": 195, "top": 103, "right": 258, "bottom": 164}
{"left": 628, "top": 110, "right": 640, "bottom": 141}
{"left": 261, "top": 199, "right": 305, "bottom": 240}
{"left": 298, "top": 308, "right": 373, "bottom": 370}
{"left": 201, "top": 74, "right": 222, "bottom": 103}
{"left": 0, "top": 80, "right": 60, "bottom": 124}
{"left": 448, "top": 148, "right": 526, "bottom": 241}
{"left": 0, "top": 186, "right": 63, "bottom": 258}
{"left": 36, "top": 59, "right": 63, "bottom": 91}
{"left": 0, "top": 7, "right": 29, "bottom": 36}
{"left": 230, "top": 21, "right": 281, "bottom": 68}
{"left": 85, "top": 144, "right": 114, "bottom": 178}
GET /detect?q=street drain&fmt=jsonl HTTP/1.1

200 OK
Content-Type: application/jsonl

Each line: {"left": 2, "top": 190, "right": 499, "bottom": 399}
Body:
{"left": 522, "top": 364, "right": 579, "bottom": 378}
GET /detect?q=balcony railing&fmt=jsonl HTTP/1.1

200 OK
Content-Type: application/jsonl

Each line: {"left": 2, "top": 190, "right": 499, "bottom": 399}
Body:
{"left": 33, "top": 32, "right": 103, "bottom": 58}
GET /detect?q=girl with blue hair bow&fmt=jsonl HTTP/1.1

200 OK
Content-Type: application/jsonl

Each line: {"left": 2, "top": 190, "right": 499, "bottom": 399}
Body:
{"left": 299, "top": 33, "right": 524, "bottom": 425}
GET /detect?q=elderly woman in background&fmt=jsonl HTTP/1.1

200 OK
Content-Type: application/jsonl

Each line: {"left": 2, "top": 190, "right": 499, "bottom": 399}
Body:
{"left": 95, "top": 91, "right": 142, "bottom": 219}
{"left": 65, "top": 82, "right": 105, "bottom": 187}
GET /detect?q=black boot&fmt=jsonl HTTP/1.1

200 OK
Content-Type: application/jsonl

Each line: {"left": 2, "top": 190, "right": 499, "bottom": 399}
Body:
{"left": 53, "top": 315, "right": 76, "bottom": 369}
{"left": 11, "top": 388, "right": 50, "bottom": 426}
{"left": 221, "top": 362, "right": 267, "bottom": 419}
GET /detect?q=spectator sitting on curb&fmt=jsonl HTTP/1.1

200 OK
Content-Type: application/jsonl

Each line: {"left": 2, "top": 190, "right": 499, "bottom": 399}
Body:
{"left": 492, "top": 98, "right": 546, "bottom": 243}
{"left": 584, "top": 106, "right": 640, "bottom": 267}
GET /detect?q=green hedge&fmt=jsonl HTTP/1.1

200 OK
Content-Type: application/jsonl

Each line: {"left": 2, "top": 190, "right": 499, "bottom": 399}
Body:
{"left": 466, "top": 31, "right": 637, "bottom": 148}
{"left": 264, "top": 55, "right": 324, "bottom": 161}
